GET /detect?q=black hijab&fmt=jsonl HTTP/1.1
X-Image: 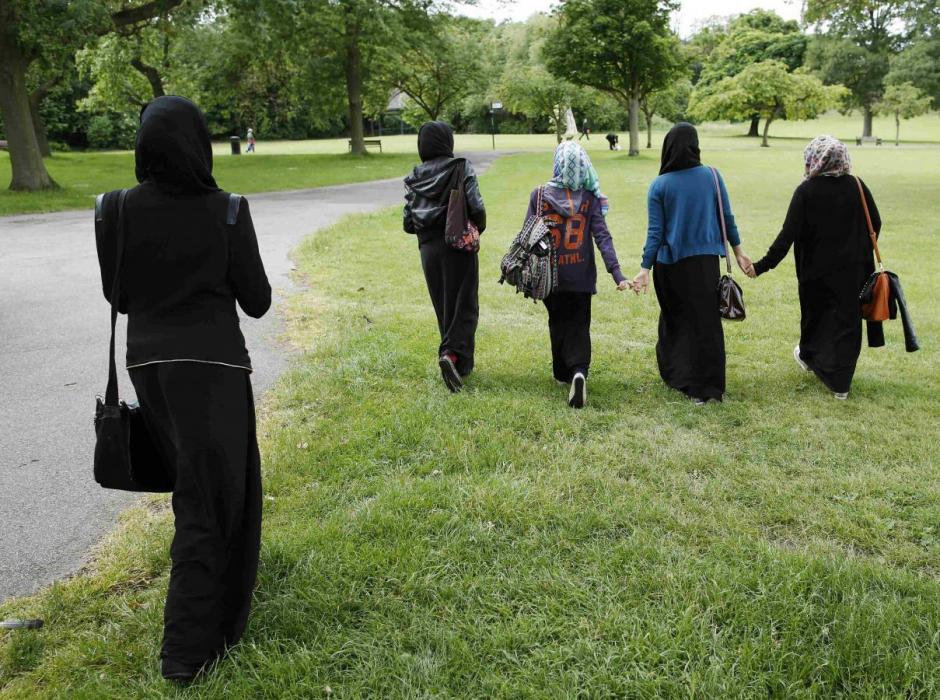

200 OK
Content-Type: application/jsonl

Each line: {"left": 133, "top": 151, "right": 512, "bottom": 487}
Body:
{"left": 135, "top": 95, "right": 220, "bottom": 194}
{"left": 417, "top": 121, "right": 455, "bottom": 162}
{"left": 659, "top": 122, "right": 701, "bottom": 175}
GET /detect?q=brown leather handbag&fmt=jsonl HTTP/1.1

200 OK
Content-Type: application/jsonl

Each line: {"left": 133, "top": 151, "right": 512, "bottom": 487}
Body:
{"left": 444, "top": 159, "right": 480, "bottom": 254}
{"left": 710, "top": 167, "right": 746, "bottom": 321}
{"left": 856, "top": 176, "right": 890, "bottom": 322}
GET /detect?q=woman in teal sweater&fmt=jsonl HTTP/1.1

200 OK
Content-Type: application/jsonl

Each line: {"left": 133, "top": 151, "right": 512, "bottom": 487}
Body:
{"left": 631, "top": 123, "right": 753, "bottom": 404}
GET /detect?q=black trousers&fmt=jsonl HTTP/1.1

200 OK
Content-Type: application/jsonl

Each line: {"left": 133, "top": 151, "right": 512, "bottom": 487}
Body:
{"left": 653, "top": 255, "right": 726, "bottom": 401}
{"left": 543, "top": 291, "right": 592, "bottom": 382}
{"left": 129, "top": 362, "right": 262, "bottom": 667}
{"left": 798, "top": 271, "right": 865, "bottom": 393}
{"left": 419, "top": 237, "right": 479, "bottom": 375}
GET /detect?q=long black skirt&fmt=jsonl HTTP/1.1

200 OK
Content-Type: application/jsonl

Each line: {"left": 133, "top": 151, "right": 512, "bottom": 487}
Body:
{"left": 129, "top": 362, "right": 262, "bottom": 668}
{"left": 797, "top": 271, "right": 865, "bottom": 394}
{"left": 419, "top": 236, "right": 479, "bottom": 375}
{"left": 653, "top": 255, "right": 726, "bottom": 401}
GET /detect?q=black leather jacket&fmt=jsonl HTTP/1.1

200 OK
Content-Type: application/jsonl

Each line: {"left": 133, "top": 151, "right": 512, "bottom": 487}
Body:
{"left": 403, "top": 157, "right": 486, "bottom": 244}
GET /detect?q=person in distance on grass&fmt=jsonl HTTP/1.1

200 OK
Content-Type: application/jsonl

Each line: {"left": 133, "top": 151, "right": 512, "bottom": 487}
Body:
{"left": 744, "top": 135, "right": 882, "bottom": 400}
{"left": 95, "top": 96, "right": 270, "bottom": 683}
{"left": 631, "top": 122, "right": 753, "bottom": 405}
{"left": 403, "top": 121, "right": 487, "bottom": 393}
{"left": 527, "top": 141, "right": 631, "bottom": 408}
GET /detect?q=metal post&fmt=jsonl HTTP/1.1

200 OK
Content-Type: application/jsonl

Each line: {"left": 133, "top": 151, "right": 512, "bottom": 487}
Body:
{"left": 490, "top": 111, "right": 495, "bottom": 151}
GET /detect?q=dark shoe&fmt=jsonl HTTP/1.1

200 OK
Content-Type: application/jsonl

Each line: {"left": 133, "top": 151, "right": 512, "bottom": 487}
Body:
{"left": 439, "top": 353, "right": 462, "bottom": 393}
{"left": 568, "top": 372, "right": 586, "bottom": 408}
{"left": 690, "top": 397, "right": 707, "bottom": 406}
{"left": 161, "top": 658, "right": 203, "bottom": 684}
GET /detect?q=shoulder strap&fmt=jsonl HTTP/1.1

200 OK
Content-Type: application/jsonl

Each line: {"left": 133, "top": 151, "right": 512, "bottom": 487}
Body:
{"left": 854, "top": 176, "right": 883, "bottom": 270}
{"left": 226, "top": 193, "right": 242, "bottom": 225}
{"left": 105, "top": 189, "right": 129, "bottom": 407}
{"left": 710, "top": 167, "right": 732, "bottom": 275}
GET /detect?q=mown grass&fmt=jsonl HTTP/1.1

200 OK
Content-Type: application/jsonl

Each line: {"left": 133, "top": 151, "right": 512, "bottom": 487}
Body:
{"left": 1, "top": 135, "right": 939, "bottom": 698}
{"left": 0, "top": 151, "right": 416, "bottom": 216}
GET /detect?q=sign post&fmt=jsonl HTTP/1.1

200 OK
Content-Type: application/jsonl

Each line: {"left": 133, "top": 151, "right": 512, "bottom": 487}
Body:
{"left": 490, "top": 101, "right": 503, "bottom": 151}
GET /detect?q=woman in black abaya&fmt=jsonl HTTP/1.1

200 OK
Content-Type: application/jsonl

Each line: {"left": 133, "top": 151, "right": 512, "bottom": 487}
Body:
{"left": 403, "top": 121, "right": 487, "bottom": 392}
{"left": 632, "top": 123, "right": 753, "bottom": 404}
{"left": 95, "top": 96, "right": 271, "bottom": 682}
{"left": 748, "top": 135, "right": 881, "bottom": 399}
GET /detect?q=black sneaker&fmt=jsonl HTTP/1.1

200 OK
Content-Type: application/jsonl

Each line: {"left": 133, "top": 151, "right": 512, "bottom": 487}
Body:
{"left": 438, "top": 354, "right": 462, "bottom": 393}
{"left": 568, "top": 372, "right": 586, "bottom": 408}
{"left": 161, "top": 658, "right": 203, "bottom": 684}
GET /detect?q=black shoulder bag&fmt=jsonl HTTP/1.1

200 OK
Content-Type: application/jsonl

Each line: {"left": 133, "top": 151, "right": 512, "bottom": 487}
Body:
{"left": 93, "top": 190, "right": 173, "bottom": 492}
{"left": 710, "top": 167, "right": 746, "bottom": 321}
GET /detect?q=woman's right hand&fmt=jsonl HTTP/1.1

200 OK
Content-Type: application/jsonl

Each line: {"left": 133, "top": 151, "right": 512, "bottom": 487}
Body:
{"left": 631, "top": 268, "right": 650, "bottom": 295}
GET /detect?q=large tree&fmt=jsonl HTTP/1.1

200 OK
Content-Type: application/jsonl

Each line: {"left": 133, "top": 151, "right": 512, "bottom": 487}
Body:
{"left": 887, "top": 37, "right": 940, "bottom": 108}
{"left": 0, "top": 0, "right": 184, "bottom": 191}
{"left": 545, "top": 0, "right": 682, "bottom": 156}
{"left": 639, "top": 78, "right": 691, "bottom": 148}
{"left": 691, "top": 60, "right": 846, "bottom": 147}
{"left": 804, "top": 0, "right": 924, "bottom": 137}
{"left": 876, "top": 82, "right": 931, "bottom": 145}
{"left": 695, "top": 10, "right": 807, "bottom": 137}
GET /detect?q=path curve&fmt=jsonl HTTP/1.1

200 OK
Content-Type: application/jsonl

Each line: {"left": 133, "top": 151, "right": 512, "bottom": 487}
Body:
{"left": 0, "top": 151, "right": 505, "bottom": 600}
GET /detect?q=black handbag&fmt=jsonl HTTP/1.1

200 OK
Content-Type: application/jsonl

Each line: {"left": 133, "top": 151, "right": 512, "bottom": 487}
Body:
{"left": 710, "top": 167, "right": 746, "bottom": 321}
{"left": 93, "top": 189, "right": 173, "bottom": 493}
{"left": 443, "top": 159, "right": 480, "bottom": 253}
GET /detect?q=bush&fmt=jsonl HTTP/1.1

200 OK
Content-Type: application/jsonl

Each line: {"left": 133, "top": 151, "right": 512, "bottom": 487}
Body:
{"left": 85, "top": 113, "right": 137, "bottom": 150}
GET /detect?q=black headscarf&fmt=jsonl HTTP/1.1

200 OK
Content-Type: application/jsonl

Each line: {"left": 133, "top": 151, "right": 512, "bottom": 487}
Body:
{"left": 135, "top": 95, "right": 220, "bottom": 194}
{"left": 417, "top": 121, "right": 455, "bottom": 162}
{"left": 659, "top": 122, "right": 701, "bottom": 175}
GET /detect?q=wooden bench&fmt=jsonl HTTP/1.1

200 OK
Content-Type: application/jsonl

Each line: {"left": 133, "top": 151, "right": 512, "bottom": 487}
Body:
{"left": 0, "top": 140, "right": 8, "bottom": 151}
{"left": 349, "top": 138, "right": 383, "bottom": 153}
{"left": 855, "top": 136, "right": 882, "bottom": 146}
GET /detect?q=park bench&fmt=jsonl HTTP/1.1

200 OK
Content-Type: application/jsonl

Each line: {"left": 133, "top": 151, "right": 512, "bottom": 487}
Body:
{"left": 855, "top": 136, "right": 883, "bottom": 146}
{"left": 349, "top": 138, "right": 383, "bottom": 153}
{"left": 0, "top": 140, "right": 8, "bottom": 150}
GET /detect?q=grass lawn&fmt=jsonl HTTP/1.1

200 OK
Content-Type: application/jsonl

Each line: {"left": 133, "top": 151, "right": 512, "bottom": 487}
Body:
{"left": 0, "top": 151, "right": 417, "bottom": 216}
{"left": 2, "top": 133, "right": 939, "bottom": 697}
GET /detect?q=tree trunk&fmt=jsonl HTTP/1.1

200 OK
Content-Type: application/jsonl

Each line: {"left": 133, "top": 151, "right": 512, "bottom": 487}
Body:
{"left": 643, "top": 110, "right": 653, "bottom": 149}
{"left": 895, "top": 112, "right": 900, "bottom": 146}
{"left": 29, "top": 91, "right": 51, "bottom": 158}
{"left": 862, "top": 106, "right": 873, "bottom": 138}
{"left": 553, "top": 106, "right": 563, "bottom": 144}
{"left": 761, "top": 115, "right": 774, "bottom": 147}
{"left": 0, "top": 43, "right": 56, "bottom": 191}
{"left": 627, "top": 96, "right": 640, "bottom": 156}
{"left": 747, "top": 115, "right": 760, "bottom": 137}
{"left": 344, "top": 19, "right": 365, "bottom": 156}
{"left": 131, "top": 58, "right": 166, "bottom": 98}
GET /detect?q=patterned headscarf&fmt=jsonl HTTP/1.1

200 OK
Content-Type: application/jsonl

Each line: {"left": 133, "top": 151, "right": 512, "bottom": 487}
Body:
{"left": 803, "top": 135, "right": 851, "bottom": 179}
{"left": 548, "top": 141, "right": 608, "bottom": 213}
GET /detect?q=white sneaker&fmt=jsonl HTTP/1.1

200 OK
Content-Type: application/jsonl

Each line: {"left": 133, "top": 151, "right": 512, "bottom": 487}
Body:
{"left": 568, "top": 373, "right": 586, "bottom": 408}
{"left": 833, "top": 392, "right": 849, "bottom": 400}
{"left": 793, "top": 345, "right": 810, "bottom": 372}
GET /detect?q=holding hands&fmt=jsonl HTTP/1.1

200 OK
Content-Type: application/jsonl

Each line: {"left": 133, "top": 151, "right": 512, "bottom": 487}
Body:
{"left": 734, "top": 246, "right": 756, "bottom": 278}
{"left": 631, "top": 268, "right": 650, "bottom": 295}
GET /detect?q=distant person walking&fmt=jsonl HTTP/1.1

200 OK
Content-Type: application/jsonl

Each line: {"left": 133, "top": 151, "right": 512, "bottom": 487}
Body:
{"left": 631, "top": 123, "right": 752, "bottom": 404}
{"left": 403, "top": 121, "right": 486, "bottom": 392}
{"left": 579, "top": 117, "right": 590, "bottom": 141}
{"left": 94, "top": 96, "right": 271, "bottom": 683}
{"left": 526, "top": 141, "right": 630, "bottom": 408}
{"left": 745, "top": 135, "right": 884, "bottom": 399}
{"left": 246, "top": 127, "right": 256, "bottom": 153}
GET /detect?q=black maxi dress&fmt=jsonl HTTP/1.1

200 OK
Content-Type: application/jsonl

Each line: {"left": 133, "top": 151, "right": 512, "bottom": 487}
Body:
{"left": 95, "top": 96, "right": 271, "bottom": 675}
{"left": 753, "top": 175, "right": 881, "bottom": 393}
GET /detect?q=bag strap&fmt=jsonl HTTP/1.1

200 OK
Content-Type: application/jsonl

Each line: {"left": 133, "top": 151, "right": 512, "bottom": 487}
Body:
{"left": 104, "top": 189, "right": 129, "bottom": 407}
{"left": 226, "top": 193, "right": 242, "bottom": 225}
{"left": 710, "top": 167, "right": 733, "bottom": 275}
{"left": 854, "top": 176, "right": 883, "bottom": 271}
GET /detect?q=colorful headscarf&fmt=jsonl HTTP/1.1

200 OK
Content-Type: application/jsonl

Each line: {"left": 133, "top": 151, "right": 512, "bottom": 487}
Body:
{"left": 548, "top": 141, "right": 608, "bottom": 214}
{"left": 803, "top": 135, "right": 851, "bottom": 179}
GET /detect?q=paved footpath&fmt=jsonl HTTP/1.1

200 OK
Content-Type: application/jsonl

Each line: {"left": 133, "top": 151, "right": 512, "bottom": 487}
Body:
{"left": 0, "top": 152, "right": 504, "bottom": 600}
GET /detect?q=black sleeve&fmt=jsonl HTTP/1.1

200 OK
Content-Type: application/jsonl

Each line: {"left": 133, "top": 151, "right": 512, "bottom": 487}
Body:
{"left": 403, "top": 188, "right": 416, "bottom": 234}
{"left": 754, "top": 186, "right": 803, "bottom": 276}
{"left": 94, "top": 191, "right": 119, "bottom": 306}
{"left": 860, "top": 179, "right": 881, "bottom": 238}
{"left": 228, "top": 197, "right": 272, "bottom": 318}
{"left": 464, "top": 161, "right": 487, "bottom": 233}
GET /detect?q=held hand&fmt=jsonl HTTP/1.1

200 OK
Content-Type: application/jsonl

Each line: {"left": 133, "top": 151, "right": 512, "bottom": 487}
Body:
{"left": 744, "top": 264, "right": 758, "bottom": 279}
{"left": 617, "top": 279, "right": 632, "bottom": 292}
{"left": 736, "top": 252, "right": 754, "bottom": 276}
{"left": 631, "top": 269, "right": 650, "bottom": 295}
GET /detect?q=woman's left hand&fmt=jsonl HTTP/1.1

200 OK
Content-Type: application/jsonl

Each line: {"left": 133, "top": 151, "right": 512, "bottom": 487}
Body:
{"left": 736, "top": 252, "right": 755, "bottom": 277}
{"left": 617, "top": 279, "right": 632, "bottom": 292}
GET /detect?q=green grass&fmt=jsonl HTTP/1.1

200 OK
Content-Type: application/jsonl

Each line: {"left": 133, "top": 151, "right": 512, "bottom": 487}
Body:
{"left": 0, "top": 151, "right": 417, "bottom": 216}
{"left": 2, "top": 134, "right": 940, "bottom": 697}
